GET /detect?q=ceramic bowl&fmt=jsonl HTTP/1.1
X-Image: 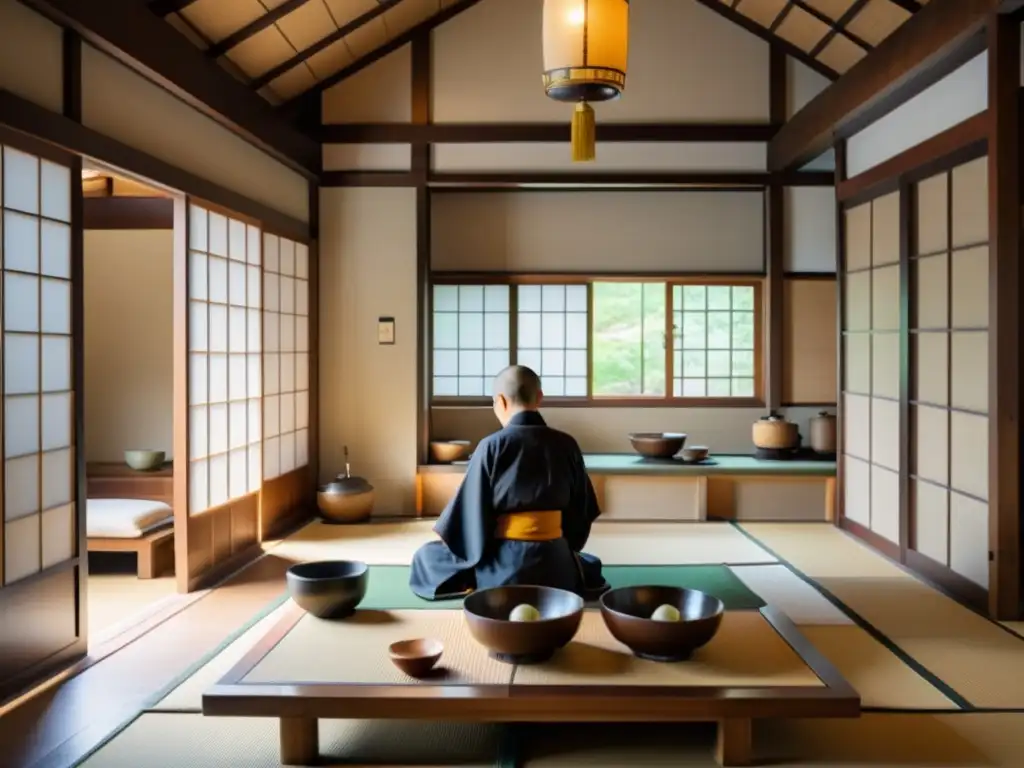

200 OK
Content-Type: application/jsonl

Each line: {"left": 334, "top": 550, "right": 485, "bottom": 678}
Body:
{"left": 680, "top": 446, "right": 710, "bottom": 463}
{"left": 317, "top": 480, "right": 374, "bottom": 523}
{"left": 463, "top": 585, "right": 584, "bottom": 664}
{"left": 599, "top": 585, "right": 724, "bottom": 662}
{"left": 124, "top": 449, "right": 166, "bottom": 471}
{"left": 388, "top": 638, "right": 444, "bottom": 678}
{"left": 627, "top": 432, "right": 687, "bottom": 459}
{"left": 286, "top": 560, "right": 369, "bottom": 619}
{"left": 429, "top": 440, "right": 471, "bottom": 464}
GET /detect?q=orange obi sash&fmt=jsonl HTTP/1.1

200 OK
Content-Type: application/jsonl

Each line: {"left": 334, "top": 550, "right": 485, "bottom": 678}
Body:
{"left": 494, "top": 510, "right": 562, "bottom": 542}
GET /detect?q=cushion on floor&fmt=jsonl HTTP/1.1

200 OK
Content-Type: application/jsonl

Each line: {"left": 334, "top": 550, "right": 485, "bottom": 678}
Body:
{"left": 87, "top": 498, "right": 173, "bottom": 538}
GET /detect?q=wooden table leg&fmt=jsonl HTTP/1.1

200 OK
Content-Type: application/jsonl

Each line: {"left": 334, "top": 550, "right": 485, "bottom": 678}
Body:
{"left": 280, "top": 717, "right": 318, "bottom": 765}
{"left": 715, "top": 718, "right": 752, "bottom": 766}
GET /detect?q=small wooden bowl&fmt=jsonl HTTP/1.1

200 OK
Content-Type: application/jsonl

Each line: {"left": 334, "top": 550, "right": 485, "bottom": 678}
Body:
{"left": 628, "top": 432, "right": 687, "bottom": 459}
{"left": 680, "top": 446, "right": 709, "bottom": 463}
{"left": 388, "top": 638, "right": 443, "bottom": 678}
{"left": 430, "top": 440, "right": 471, "bottom": 463}
{"left": 463, "top": 585, "right": 584, "bottom": 664}
{"left": 600, "top": 585, "right": 724, "bottom": 662}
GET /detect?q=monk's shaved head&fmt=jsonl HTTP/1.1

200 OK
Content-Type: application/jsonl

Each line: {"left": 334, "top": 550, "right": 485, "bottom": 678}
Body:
{"left": 494, "top": 365, "right": 543, "bottom": 407}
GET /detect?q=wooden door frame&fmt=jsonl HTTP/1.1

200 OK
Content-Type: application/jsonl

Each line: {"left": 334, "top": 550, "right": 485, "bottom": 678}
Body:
{"left": 833, "top": 36, "right": 1021, "bottom": 619}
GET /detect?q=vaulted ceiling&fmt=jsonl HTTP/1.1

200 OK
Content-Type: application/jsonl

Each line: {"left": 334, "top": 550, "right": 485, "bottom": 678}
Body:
{"left": 147, "top": 0, "right": 930, "bottom": 108}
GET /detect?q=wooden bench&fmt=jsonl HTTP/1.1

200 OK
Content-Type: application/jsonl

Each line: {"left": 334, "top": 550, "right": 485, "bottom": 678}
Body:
{"left": 87, "top": 526, "right": 174, "bottom": 579}
{"left": 86, "top": 461, "right": 176, "bottom": 578}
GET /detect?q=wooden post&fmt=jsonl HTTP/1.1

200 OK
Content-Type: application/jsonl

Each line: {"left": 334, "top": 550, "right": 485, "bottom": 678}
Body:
{"left": 279, "top": 717, "right": 318, "bottom": 765}
{"left": 986, "top": 12, "right": 1021, "bottom": 620}
{"left": 715, "top": 718, "right": 753, "bottom": 766}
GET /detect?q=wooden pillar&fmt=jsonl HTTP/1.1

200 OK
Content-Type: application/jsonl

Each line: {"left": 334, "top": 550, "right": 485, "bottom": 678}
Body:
{"left": 766, "top": 45, "right": 786, "bottom": 411}
{"left": 986, "top": 12, "right": 1021, "bottom": 620}
{"left": 412, "top": 31, "right": 432, "bottom": 468}
{"left": 833, "top": 140, "right": 847, "bottom": 526}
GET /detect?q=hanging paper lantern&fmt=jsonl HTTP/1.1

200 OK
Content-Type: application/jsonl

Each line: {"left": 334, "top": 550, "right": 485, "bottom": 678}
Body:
{"left": 542, "top": 0, "right": 629, "bottom": 162}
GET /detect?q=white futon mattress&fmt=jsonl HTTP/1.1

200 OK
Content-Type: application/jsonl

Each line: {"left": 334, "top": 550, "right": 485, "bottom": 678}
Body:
{"left": 87, "top": 498, "right": 173, "bottom": 539}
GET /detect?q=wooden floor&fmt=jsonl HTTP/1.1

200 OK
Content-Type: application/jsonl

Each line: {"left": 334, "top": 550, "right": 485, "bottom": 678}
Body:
{"left": 2, "top": 520, "right": 1023, "bottom": 767}
{"left": 87, "top": 572, "right": 178, "bottom": 643}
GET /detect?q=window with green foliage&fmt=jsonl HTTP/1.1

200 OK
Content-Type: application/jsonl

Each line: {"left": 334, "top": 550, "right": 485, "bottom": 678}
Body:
{"left": 430, "top": 278, "right": 762, "bottom": 404}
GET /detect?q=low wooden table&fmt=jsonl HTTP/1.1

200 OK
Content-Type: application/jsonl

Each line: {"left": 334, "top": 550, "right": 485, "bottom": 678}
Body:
{"left": 202, "top": 604, "right": 859, "bottom": 766}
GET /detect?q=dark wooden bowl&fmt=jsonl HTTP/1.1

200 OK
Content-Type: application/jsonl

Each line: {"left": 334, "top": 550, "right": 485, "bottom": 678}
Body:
{"left": 388, "top": 638, "right": 443, "bottom": 678}
{"left": 599, "top": 585, "right": 724, "bottom": 662}
{"left": 628, "top": 432, "right": 687, "bottom": 459}
{"left": 463, "top": 585, "right": 584, "bottom": 664}
{"left": 286, "top": 560, "right": 369, "bottom": 619}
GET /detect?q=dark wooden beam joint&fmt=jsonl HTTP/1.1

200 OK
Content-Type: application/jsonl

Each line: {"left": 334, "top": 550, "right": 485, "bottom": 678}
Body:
{"left": 986, "top": 12, "right": 1021, "bottom": 620}
{"left": 769, "top": 0, "right": 996, "bottom": 172}
{"left": 82, "top": 197, "right": 175, "bottom": 229}
{"left": 285, "top": 0, "right": 485, "bottom": 111}
{"left": 21, "top": 0, "right": 320, "bottom": 177}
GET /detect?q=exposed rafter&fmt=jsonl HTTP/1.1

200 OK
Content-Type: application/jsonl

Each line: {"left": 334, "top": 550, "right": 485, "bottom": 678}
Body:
{"left": 769, "top": 0, "right": 1000, "bottom": 172}
{"left": 283, "top": 0, "right": 486, "bottom": 108}
{"left": 149, "top": 0, "right": 198, "bottom": 18}
{"left": 206, "top": 0, "right": 313, "bottom": 60}
{"left": 250, "top": 0, "right": 403, "bottom": 92}
{"left": 690, "top": 0, "right": 838, "bottom": 81}
{"left": 20, "top": 0, "right": 320, "bottom": 176}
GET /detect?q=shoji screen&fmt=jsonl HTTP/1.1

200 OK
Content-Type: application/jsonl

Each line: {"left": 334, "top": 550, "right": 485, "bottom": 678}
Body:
{"left": 260, "top": 234, "right": 310, "bottom": 536}
{"left": 1, "top": 145, "right": 75, "bottom": 585}
{"left": 184, "top": 203, "right": 261, "bottom": 584}
{"left": 910, "top": 157, "right": 989, "bottom": 589}
{"left": 842, "top": 191, "right": 901, "bottom": 545}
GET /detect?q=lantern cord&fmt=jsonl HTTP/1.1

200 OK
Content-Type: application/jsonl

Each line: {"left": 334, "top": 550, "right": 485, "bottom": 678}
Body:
{"left": 571, "top": 101, "right": 596, "bottom": 162}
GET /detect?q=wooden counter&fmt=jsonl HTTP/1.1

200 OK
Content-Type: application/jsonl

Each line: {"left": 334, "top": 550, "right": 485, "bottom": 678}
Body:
{"left": 416, "top": 454, "right": 836, "bottom": 523}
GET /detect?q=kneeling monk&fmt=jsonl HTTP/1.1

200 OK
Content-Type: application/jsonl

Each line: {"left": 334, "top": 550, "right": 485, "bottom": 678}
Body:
{"left": 410, "top": 365, "right": 608, "bottom": 601}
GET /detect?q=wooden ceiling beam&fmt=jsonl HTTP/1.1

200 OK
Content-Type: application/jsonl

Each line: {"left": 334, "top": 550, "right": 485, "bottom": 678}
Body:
{"left": 790, "top": 0, "right": 873, "bottom": 53}
{"left": 768, "top": 0, "right": 998, "bottom": 172}
{"left": 319, "top": 122, "right": 781, "bottom": 143}
{"left": 809, "top": 0, "right": 871, "bottom": 58}
{"left": 691, "top": 0, "right": 838, "bottom": 82}
{"left": 282, "top": 0, "right": 486, "bottom": 108}
{"left": 20, "top": 0, "right": 320, "bottom": 177}
{"left": 149, "top": 0, "right": 199, "bottom": 18}
{"left": 250, "top": 0, "right": 403, "bottom": 91}
{"left": 206, "top": 0, "right": 313, "bottom": 60}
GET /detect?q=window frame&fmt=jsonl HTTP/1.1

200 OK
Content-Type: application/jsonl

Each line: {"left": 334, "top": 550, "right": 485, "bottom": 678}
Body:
{"left": 429, "top": 273, "right": 765, "bottom": 408}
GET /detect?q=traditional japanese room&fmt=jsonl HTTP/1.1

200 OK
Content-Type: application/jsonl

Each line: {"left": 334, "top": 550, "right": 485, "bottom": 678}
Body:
{"left": 81, "top": 165, "right": 179, "bottom": 641}
{"left": 1, "top": 0, "right": 1024, "bottom": 766}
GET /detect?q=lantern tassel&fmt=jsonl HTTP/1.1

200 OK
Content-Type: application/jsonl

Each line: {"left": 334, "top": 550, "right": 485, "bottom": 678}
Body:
{"left": 571, "top": 101, "right": 596, "bottom": 162}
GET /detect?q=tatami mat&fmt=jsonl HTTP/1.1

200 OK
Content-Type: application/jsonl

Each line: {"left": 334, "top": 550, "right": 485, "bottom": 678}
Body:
{"left": 738, "top": 523, "right": 908, "bottom": 578}
{"left": 522, "top": 714, "right": 1024, "bottom": 766}
{"left": 1002, "top": 621, "right": 1024, "bottom": 639}
{"left": 728, "top": 564, "right": 851, "bottom": 625}
{"left": 244, "top": 610, "right": 511, "bottom": 686}
{"left": 271, "top": 520, "right": 776, "bottom": 567}
{"left": 512, "top": 610, "right": 822, "bottom": 688}
{"left": 586, "top": 522, "right": 776, "bottom": 565}
{"left": 819, "top": 576, "right": 1024, "bottom": 708}
{"left": 152, "top": 601, "right": 293, "bottom": 712}
{"left": 798, "top": 625, "right": 957, "bottom": 709}
{"left": 79, "top": 713, "right": 500, "bottom": 767}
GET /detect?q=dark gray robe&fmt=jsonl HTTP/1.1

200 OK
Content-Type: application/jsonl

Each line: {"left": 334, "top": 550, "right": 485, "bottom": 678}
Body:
{"left": 409, "top": 411, "right": 607, "bottom": 601}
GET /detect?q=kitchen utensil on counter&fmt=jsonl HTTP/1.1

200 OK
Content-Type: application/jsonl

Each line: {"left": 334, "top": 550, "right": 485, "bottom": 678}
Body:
{"left": 679, "top": 446, "right": 710, "bottom": 463}
{"left": 317, "top": 446, "right": 375, "bottom": 523}
{"left": 429, "top": 440, "right": 471, "bottom": 464}
{"left": 809, "top": 412, "right": 837, "bottom": 454}
{"left": 752, "top": 413, "right": 800, "bottom": 451}
{"left": 628, "top": 432, "right": 687, "bottom": 459}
